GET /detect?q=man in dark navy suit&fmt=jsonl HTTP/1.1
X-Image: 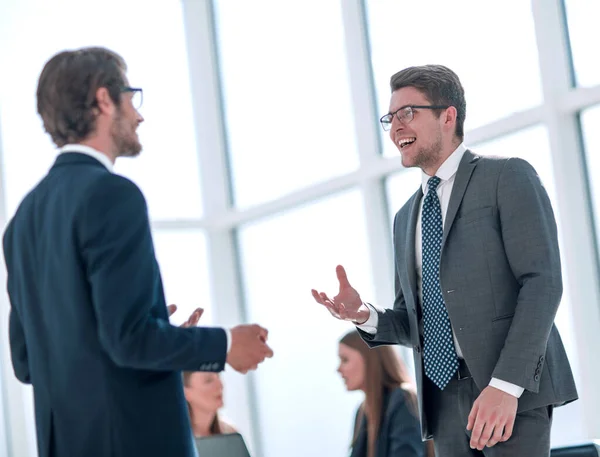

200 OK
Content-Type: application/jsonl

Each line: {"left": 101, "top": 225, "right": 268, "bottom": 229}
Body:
{"left": 3, "top": 47, "right": 273, "bottom": 457}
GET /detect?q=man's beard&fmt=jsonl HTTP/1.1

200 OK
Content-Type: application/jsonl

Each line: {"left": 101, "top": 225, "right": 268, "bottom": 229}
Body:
{"left": 111, "top": 109, "right": 142, "bottom": 158}
{"left": 413, "top": 129, "right": 443, "bottom": 171}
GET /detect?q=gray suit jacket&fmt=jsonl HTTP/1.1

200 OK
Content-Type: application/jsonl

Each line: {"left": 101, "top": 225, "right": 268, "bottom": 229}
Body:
{"left": 359, "top": 150, "right": 578, "bottom": 439}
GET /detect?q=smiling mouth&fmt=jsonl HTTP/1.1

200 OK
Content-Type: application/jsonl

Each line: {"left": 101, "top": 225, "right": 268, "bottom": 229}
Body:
{"left": 397, "top": 137, "right": 416, "bottom": 149}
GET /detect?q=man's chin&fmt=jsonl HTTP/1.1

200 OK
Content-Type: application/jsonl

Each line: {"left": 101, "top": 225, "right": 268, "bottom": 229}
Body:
{"left": 118, "top": 146, "right": 142, "bottom": 158}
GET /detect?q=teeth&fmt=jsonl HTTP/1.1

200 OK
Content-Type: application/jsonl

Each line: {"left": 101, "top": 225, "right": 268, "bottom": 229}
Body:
{"left": 398, "top": 137, "right": 416, "bottom": 147}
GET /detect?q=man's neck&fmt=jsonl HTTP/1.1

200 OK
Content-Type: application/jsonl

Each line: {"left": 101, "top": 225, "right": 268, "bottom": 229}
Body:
{"left": 423, "top": 139, "right": 462, "bottom": 176}
{"left": 78, "top": 138, "right": 116, "bottom": 164}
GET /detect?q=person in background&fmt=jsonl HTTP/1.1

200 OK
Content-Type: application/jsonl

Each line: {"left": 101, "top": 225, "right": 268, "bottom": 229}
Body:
{"left": 338, "top": 330, "right": 429, "bottom": 457}
{"left": 183, "top": 371, "right": 237, "bottom": 437}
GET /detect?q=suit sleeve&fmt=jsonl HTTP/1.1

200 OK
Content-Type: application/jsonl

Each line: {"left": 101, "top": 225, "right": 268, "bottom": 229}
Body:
{"left": 491, "top": 157, "right": 562, "bottom": 392}
{"left": 78, "top": 174, "right": 226, "bottom": 371}
{"left": 3, "top": 225, "right": 32, "bottom": 384}
{"left": 8, "top": 308, "right": 31, "bottom": 384}
{"left": 386, "top": 390, "right": 425, "bottom": 457}
{"left": 358, "top": 212, "right": 412, "bottom": 348}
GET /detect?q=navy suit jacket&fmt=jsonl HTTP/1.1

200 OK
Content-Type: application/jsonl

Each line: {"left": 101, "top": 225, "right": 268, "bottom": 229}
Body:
{"left": 350, "top": 388, "right": 425, "bottom": 457}
{"left": 3, "top": 152, "right": 227, "bottom": 457}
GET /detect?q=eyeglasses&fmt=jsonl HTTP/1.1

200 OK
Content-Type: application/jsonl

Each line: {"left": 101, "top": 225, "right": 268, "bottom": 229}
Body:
{"left": 379, "top": 105, "right": 449, "bottom": 131}
{"left": 121, "top": 87, "right": 143, "bottom": 110}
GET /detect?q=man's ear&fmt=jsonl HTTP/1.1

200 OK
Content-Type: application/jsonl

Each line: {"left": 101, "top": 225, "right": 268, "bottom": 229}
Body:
{"left": 95, "top": 87, "right": 116, "bottom": 116}
{"left": 443, "top": 106, "right": 458, "bottom": 133}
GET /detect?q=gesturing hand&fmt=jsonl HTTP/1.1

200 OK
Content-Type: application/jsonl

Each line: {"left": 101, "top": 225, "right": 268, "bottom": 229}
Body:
{"left": 167, "top": 304, "right": 204, "bottom": 328}
{"left": 467, "top": 386, "right": 518, "bottom": 450}
{"left": 227, "top": 324, "right": 274, "bottom": 374}
{"left": 311, "top": 265, "right": 369, "bottom": 323}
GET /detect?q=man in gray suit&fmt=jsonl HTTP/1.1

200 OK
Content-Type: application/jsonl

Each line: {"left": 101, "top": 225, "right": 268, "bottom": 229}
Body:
{"left": 312, "top": 65, "right": 578, "bottom": 456}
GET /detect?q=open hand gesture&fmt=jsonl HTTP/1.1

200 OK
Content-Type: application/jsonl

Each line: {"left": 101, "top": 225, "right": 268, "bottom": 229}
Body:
{"left": 311, "top": 265, "right": 368, "bottom": 323}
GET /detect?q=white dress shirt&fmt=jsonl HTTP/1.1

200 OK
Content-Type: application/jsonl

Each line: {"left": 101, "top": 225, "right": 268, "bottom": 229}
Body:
{"left": 358, "top": 143, "right": 524, "bottom": 398}
{"left": 58, "top": 145, "right": 232, "bottom": 354}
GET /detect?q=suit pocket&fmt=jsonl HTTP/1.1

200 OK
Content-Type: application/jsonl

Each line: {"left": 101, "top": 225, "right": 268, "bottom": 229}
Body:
{"left": 456, "top": 206, "right": 493, "bottom": 225}
{"left": 492, "top": 313, "right": 515, "bottom": 322}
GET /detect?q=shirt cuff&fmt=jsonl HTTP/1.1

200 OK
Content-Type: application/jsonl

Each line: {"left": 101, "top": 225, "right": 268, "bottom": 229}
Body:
{"left": 225, "top": 328, "right": 232, "bottom": 354}
{"left": 489, "top": 377, "right": 524, "bottom": 398}
{"left": 355, "top": 303, "right": 379, "bottom": 334}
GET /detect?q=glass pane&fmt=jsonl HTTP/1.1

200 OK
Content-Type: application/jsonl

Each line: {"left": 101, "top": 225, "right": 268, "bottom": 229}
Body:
{"left": 581, "top": 105, "right": 600, "bottom": 257}
{"left": 563, "top": 0, "right": 600, "bottom": 87}
{"left": 214, "top": 0, "right": 360, "bottom": 208}
{"left": 152, "top": 229, "right": 213, "bottom": 327}
{"left": 238, "top": 190, "right": 374, "bottom": 457}
{"left": 386, "top": 168, "right": 422, "bottom": 220}
{"left": 474, "top": 126, "right": 584, "bottom": 446}
{"left": 0, "top": 0, "right": 203, "bottom": 220}
{"left": 365, "top": 0, "right": 543, "bottom": 157}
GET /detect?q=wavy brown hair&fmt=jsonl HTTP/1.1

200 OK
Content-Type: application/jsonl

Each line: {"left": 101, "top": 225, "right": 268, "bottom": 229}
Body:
{"left": 340, "top": 330, "right": 434, "bottom": 457}
{"left": 36, "top": 47, "right": 127, "bottom": 147}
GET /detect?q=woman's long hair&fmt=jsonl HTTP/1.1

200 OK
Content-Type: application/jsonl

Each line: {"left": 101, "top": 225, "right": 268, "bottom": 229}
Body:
{"left": 182, "top": 372, "right": 222, "bottom": 435}
{"left": 340, "top": 330, "right": 418, "bottom": 457}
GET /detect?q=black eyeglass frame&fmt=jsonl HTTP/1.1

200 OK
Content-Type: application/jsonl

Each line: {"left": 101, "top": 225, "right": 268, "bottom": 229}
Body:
{"left": 379, "top": 104, "right": 450, "bottom": 131}
{"left": 121, "top": 86, "right": 143, "bottom": 109}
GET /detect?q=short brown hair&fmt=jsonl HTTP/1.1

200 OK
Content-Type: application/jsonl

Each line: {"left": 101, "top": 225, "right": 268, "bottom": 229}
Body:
{"left": 36, "top": 47, "right": 127, "bottom": 147}
{"left": 390, "top": 64, "right": 466, "bottom": 140}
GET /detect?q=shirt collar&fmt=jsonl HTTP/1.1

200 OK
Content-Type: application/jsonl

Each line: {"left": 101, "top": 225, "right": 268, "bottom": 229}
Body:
{"left": 58, "top": 144, "right": 114, "bottom": 172}
{"left": 421, "top": 142, "right": 467, "bottom": 193}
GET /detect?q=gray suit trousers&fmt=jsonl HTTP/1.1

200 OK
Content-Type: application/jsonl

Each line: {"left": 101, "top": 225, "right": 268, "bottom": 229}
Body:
{"left": 424, "top": 374, "right": 552, "bottom": 457}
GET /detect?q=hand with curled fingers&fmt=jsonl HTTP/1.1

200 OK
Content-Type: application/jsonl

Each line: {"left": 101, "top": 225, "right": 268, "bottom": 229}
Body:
{"left": 311, "top": 265, "right": 370, "bottom": 324}
{"left": 226, "top": 324, "right": 274, "bottom": 374}
{"left": 467, "top": 386, "right": 518, "bottom": 450}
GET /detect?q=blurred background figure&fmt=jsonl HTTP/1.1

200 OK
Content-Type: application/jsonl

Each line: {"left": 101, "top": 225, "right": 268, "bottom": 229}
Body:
{"left": 183, "top": 372, "right": 237, "bottom": 437}
{"left": 338, "top": 330, "right": 431, "bottom": 457}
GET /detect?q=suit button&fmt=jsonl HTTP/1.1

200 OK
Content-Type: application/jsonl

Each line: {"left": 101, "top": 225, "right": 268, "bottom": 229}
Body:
{"left": 537, "top": 362, "right": 543, "bottom": 369}
{"left": 534, "top": 374, "right": 540, "bottom": 381}
{"left": 539, "top": 355, "right": 545, "bottom": 362}
{"left": 410, "top": 308, "right": 416, "bottom": 314}
{"left": 415, "top": 346, "right": 421, "bottom": 354}
{"left": 535, "top": 369, "right": 541, "bottom": 375}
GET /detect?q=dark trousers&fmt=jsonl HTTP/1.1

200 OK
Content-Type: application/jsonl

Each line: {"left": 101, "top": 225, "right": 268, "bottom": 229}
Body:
{"left": 424, "top": 361, "right": 553, "bottom": 457}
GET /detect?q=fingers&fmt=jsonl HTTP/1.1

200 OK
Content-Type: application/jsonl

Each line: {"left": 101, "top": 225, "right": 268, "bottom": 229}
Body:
{"left": 486, "top": 425, "right": 504, "bottom": 448}
{"left": 477, "top": 423, "right": 495, "bottom": 451}
{"left": 466, "top": 401, "right": 478, "bottom": 431}
{"left": 167, "top": 304, "right": 177, "bottom": 317}
{"left": 179, "top": 308, "right": 204, "bottom": 328}
{"left": 262, "top": 342, "right": 274, "bottom": 358}
{"left": 336, "top": 265, "right": 351, "bottom": 290}
{"left": 501, "top": 416, "right": 515, "bottom": 442}
{"left": 311, "top": 289, "right": 324, "bottom": 304}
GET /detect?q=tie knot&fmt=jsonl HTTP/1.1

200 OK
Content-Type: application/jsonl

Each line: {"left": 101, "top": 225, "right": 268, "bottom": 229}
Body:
{"left": 428, "top": 176, "right": 441, "bottom": 191}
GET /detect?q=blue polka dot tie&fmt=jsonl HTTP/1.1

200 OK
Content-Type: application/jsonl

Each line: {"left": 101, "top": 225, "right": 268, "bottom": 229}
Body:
{"left": 422, "top": 176, "right": 459, "bottom": 390}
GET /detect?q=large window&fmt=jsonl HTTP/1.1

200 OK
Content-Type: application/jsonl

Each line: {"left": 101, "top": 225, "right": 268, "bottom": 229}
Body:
{"left": 365, "top": 0, "right": 543, "bottom": 157}
{"left": 563, "top": 0, "right": 600, "bottom": 87}
{"left": 152, "top": 230, "right": 213, "bottom": 326}
{"left": 581, "top": 105, "right": 600, "bottom": 255}
{"left": 213, "top": 0, "right": 360, "bottom": 208}
{"left": 237, "top": 190, "right": 374, "bottom": 457}
{"left": 0, "top": 0, "right": 203, "bottom": 220}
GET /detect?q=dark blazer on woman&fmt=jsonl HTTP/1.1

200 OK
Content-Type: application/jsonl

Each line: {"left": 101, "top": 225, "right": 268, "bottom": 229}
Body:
{"left": 350, "top": 387, "right": 425, "bottom": 457}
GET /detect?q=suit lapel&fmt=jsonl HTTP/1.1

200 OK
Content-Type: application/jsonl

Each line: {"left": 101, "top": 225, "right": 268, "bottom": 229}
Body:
{"left": 441, "top": 149, "right": 480, "bottom": 249}
{"left": 405, "top": 188, "right": 423, "bottom": 307}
